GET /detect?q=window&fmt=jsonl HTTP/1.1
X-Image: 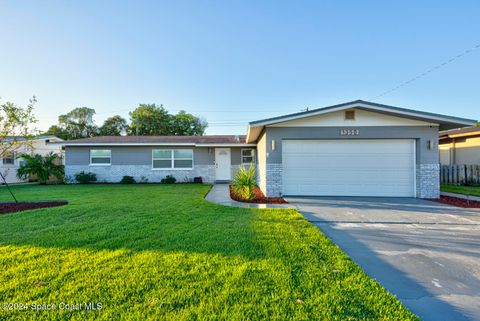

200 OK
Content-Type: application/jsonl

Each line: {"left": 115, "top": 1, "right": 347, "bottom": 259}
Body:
{"left": 2, "top": 152, "right": 15, "bottom": 165}
{"left": 345, "top": 110, "right": 355, "bottom": 120}
{"left": 90, "top": 149, "right": 111, "bottom": 165}
{"left": 152, "top": 149, "right": 193, "bottom": 169}
{"left": 241, "top": 149, "right": 255, "bottom": 165}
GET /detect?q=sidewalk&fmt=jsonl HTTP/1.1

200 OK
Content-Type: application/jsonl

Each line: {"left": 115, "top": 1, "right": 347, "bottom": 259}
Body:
{"left": 441, "top": 191, "right": 480, "bottom": 202}
{"left": 205, "top": 184, "right": 295, "bottom": 209}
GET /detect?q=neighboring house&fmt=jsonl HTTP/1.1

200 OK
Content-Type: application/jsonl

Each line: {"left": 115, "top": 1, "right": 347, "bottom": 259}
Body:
{"left": 439, "top": 126, "right": 480, "bottom": 165}
{"left": 0, "top": 135, "right": 64, "bottom": 184}
{"left": 54, "top": 100, "right": 476, "bottom": 198}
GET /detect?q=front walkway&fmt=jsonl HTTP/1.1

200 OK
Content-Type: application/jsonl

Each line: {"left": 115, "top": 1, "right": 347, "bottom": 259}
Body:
{"left": 205, "top": 184, "right": 295, "bottom": 209}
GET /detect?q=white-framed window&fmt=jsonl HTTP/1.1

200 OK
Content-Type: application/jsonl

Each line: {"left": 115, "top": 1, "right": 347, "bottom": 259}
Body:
{"left": 90, "top": 149, "right": 111, "bottom": 165}
{"left": 2, "top": 151, "right": 15, "bottom": 165}
{"left": 241, "top": 148, "right": 255, "bottom": 165}
{"left": 152, "top": 149, "right": 193, "bottom": 170}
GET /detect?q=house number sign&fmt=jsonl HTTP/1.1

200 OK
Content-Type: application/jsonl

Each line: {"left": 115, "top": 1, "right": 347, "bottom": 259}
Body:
{"left": 340, "top": 129, "right": 360, "bottom": 136}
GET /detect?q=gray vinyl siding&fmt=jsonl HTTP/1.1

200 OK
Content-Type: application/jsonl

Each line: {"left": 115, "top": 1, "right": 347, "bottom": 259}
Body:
{"left": 265, "top": 126, "right": 439, "bottom": 164}
{"left": 65, "top": 146, "right": 245, "bottom": 166}
{"left": 231, "top": 148, "right": 241, "bottom": 165}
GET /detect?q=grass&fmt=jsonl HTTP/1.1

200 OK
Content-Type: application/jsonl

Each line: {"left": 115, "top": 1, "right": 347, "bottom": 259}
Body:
{"left": 0, "top": 184, "right": 417, "bottom": 320}
{"left": 441, "top": 184, "right": 480, "bottom": 197}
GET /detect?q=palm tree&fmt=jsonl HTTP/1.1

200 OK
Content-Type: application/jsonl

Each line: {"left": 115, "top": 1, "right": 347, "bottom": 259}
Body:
{"left": 17, "top": 153, "right": 64, "bottom": 185}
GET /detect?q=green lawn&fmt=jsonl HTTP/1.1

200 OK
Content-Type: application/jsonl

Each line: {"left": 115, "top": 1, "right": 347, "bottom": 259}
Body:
{"left": 0, "top": 184, "right": 416, "bottom": 320}
{"left": 441, "top": 184, "right": 480, "bottom": 197}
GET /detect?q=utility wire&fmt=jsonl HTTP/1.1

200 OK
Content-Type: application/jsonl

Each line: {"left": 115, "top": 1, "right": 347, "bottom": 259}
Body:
{"left": 372, "top": 43, "right": 480, "bottom": 99}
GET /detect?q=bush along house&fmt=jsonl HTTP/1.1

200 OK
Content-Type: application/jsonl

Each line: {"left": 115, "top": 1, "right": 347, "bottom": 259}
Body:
{"left": 52, "top": 100, "right": 476, "bottom": 199}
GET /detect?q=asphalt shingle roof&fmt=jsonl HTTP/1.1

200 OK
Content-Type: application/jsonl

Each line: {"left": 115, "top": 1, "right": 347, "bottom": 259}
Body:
{"left": 62, "top": 135, "right": 247, "bottom": 144}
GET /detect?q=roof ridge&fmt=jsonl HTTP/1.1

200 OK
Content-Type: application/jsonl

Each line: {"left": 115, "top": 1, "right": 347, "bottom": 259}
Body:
{"left": 249, "top": 100, "right": 477, "bottom": 126}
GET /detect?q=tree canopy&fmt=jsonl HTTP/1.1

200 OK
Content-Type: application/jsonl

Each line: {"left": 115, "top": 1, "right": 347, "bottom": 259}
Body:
{"left": 58, "top": 107, "right": 98, "bottom": 139}
{"left": 171, "top": 110, "right": 208, "bottom": 136}
{"left": 44, "top": 125, "right": 70, "bottom": 140}
{"left": 44, "top": 104, "right": 208, "bottom": 139}
{"left": 129, "top": 104, "right": 207, "bottom": 136}
{"left": 129, "top": 104, "right": 171, "bottom": 136}
{"left": 99, "top": 115, "right": 128, "bottom": 136}
{"left": 0, "top": 97, "right": 38, "bottom": 158}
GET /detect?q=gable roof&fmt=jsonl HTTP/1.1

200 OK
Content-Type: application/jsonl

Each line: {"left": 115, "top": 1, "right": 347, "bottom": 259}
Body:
{"left": 51, "top": 135, "right": 253, "bottom": 147}
{"left": 247, "top": 100, "right": 477, "bottom": 142}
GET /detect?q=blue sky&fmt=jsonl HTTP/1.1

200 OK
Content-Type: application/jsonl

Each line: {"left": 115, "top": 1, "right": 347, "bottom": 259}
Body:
{"left": 1, "top": 0, "right": 479, "bottom": 134}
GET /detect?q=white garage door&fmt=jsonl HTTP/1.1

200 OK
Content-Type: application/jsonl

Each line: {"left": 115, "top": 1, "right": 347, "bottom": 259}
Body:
{"left": 282, "top": 139, "right": 415, "bottom": 197}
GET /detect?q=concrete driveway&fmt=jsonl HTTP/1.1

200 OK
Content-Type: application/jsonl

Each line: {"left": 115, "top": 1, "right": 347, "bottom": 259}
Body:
{"left": 287, "top": 196, "right": 480, "bottom": 321}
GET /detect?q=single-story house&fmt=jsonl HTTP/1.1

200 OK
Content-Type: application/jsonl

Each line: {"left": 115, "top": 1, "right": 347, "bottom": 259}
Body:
{"left": 55, "top": 100, "right": 476, "bottom": 198}
{"left": 439, "top": 126, "right": 480, "bottom": 165}
{"left": 1, "top": 135, "right": 63, "bottom": 183}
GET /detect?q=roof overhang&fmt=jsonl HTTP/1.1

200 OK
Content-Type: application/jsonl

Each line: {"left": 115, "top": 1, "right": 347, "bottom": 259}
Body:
{"left": 246, "top": 100, "right": 477, "bottom": 143}
{"left": 439, "top": 129, "right": 480, "bottom": 141}
{"left": 195, "top": 143, "right": 256, "bottom": 147}
{"left": 49, "top": 142, "right": 256, "bottom": 147}
{"left": 2, "top": 135, "right": 63, "bottom": 143}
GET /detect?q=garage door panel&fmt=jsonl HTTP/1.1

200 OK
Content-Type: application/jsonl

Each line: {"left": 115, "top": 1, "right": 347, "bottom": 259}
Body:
{"left": 283, "top": 172, "right": 413, "bottom": 183}
{"left": 283, "top": 156, "right": 413, "bottom": 167}
{"left": 284, "top": 163, "right": 413, "bottom": 172}
{"left": 282, "top": 140, "right": 415, "bottom": 197}
{"left": 284, "top": 185, "right": 412, "bottom": 197}
{"left": 283, "top": 166, "right": 414, "bottom": 176}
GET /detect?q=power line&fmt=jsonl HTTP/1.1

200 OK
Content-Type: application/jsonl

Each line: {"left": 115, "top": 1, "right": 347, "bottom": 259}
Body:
{"left": 94, "top": 108, "right": 278, "bottom": 115}
{"left": 372, "top": 42, "right": 480, "bottom": 99}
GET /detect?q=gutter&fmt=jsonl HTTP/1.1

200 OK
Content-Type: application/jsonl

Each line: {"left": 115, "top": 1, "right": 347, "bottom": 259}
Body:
{"left": 447, "top": 131, "right": 480, "bottom": 139}
{"left": 47, "top": 142, "right": 256, "bottom": 147}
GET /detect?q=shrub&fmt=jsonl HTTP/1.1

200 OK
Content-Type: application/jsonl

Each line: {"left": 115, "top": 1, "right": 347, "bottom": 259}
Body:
{"left": 140, "top": 175, "right": 149, "bottom": 183}
{"left": 120, "top": 175, "right": 136, "bottom": 184}
{"left": 64, "top": 175, "right": 75, "bottom": 184}
{"left": 161, "top": 175, "right": 176, "bottom": 184}
{"left": 74, "top": 171, "right": 97, "bottom": 184}
{"left": 232, "top": 165, "right": 257, "bottom": 200}
{"left": 16, "top": 153, "right": 64, "bottom": 185}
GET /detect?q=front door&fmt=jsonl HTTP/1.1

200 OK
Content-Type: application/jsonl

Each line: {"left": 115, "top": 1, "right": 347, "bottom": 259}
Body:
{"left": 215, "top": 148, "right": 231, "bottom": 181}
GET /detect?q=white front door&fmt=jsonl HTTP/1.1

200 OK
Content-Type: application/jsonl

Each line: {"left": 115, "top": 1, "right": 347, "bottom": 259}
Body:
{"left": 215, "top": 148, "right": 231, "bottom": 181}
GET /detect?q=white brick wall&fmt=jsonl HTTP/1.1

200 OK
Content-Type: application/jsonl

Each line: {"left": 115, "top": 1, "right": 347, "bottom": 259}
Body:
{"left": 265, "top": 163, "right": 282, "bottom": 197}
{"left": 65, "top": 165, "right": 215, "bottom": 183}
{"left": 416, "top": 163, "right": 440, "bottom": 199}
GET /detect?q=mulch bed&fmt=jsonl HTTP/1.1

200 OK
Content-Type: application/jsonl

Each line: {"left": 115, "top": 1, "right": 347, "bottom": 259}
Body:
{"left": 428, "top": 195, "right": 480, "bottom": 208}
{"left": 0, "top": 201, "right": 68, "bottom": 215}
{"left": 230, "top": 186, "right": 288, "bottom": 204}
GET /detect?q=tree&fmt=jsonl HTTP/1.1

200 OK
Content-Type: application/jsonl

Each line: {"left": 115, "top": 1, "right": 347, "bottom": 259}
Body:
{"left": 171, "top": 110, "right": 207, "bottom": 135}
{"left": 58, "top": 107, "right": 98, "bottom": 139}
{"left": 43, "top": 125, "right": 70, "bottom": 140}
{"left": 0, "top": 97, "right": 38, "bottom": 160}
{"left": 16, "top": 153, "right": 64, "bottom": 185}
{"left": 99, "top": 115, "right": 128, "bottom": 136}
{"left": 129, "top": 104, "right": 172, "bottom": 135}
{"left": 128, "top": 104, "right": 208, "bottom": 136}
